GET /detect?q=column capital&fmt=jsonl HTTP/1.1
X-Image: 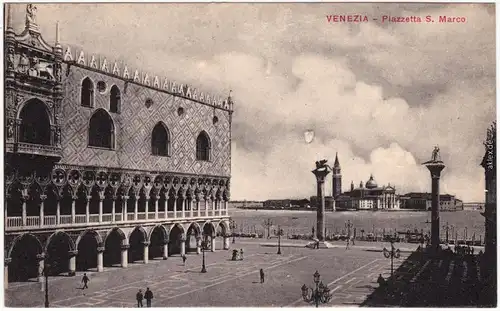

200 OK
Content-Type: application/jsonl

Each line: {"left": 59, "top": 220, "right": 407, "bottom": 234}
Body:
{"left": 5, "top": 257, "right": 12, "bottom": 265}
{"left": 86, "top": 195, "right": 92, "bottom": 201}
{"left": 142, "top": 241, "right": 150, "bottom": 247}
{"left": 121, "top": 244, "right": 130, "bottom": 250}
{"left": 36, "top": 253, "right": 45, "bottom": 261}
{"left": 40, "top": 194, "right": 47, "bottom": 201}
{"left": 123, "top": 195, "right": 130, "bottom": 200}
{"left": 97, "top": 246, "right": 105, "bottom": 253}
{"left": 68, "top": 250, "right": 78, "bottom": 257}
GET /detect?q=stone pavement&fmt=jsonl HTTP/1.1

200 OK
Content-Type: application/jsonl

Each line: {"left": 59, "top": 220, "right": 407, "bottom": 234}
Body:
{"left": 5, "top": 239, "right": 415, "bottom": 308}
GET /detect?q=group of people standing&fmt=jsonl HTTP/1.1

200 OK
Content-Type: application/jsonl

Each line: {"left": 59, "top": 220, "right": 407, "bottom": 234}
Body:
{"left": 136, "top": 288, "right": 154, "bottom": 307}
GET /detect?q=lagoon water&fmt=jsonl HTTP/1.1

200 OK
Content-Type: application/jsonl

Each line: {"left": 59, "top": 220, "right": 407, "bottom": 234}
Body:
{"left": 229, "top": 209, "right": 485, "bottom": 239}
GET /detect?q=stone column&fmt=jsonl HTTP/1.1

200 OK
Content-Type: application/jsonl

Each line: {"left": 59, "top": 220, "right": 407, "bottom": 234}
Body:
{"left": 111, "top": 196, "right": 116, "bottom": 222}
{"left": 21, "top": 196, "right": 27, "bottom": 226}
{"left": 163, "top": 239, "right": 169, "bottom": 260}
{"left": 71, "top": 197, "right": 76, "bottom": 223}
{"left": 97, "top": 246, "right": 104, "bottom": 272}
{"left": 98, "top": 194, "right": 104, "bottom": 223}
{"left": 143, "top": 241, "right": 150, "bottom": 264}
{"left": 86, "top": 196, "right": 91, "bottom": 223}
{"left": 4, "top": 199, "right": 8, "bottom": 230}
{"left": 211, "top": 235, "right": 216, "bottom": 252}
{"left": 423, "top": 159, "right": 446, "bottom": 249}
{"left": 154, "top": 197, "right": 159, "bottom": 219}
{"left": 123, "top": 196, "right": 129, "bottom": 221}
{"left": 180, "top": 236, "right": 186, "bottom": 256}
{"left": 68, "top": 250, "right": 77, "bottom": 276}
{"left": 181, "top": 195, "right": 186, "bottom": 218}
{"left": 312, "top": 165, "right": 331, "bottom": 241}
{"left": 56, "top": 200, "right": 61, "bottom": 225}
{"left": 37, "top": 253, "right": 45, "bottom": 282}
{"left": 39, "top": 195, "right": 46, "bottom": 227}
{"left": 196, "top": 237, "right": 201, "bottom": 254}
{"left": 145, "top": 196, "right": 149, "bottom": 220}
{"left": 121, "top": 244, "right": 129, "bottom": 268}
{"left": 223, "top": 236, "right": 230, "bottom": 250}
{"left": 196, "top": 199, "right": 201, "bottom": 217}
{"left": 173, "top": 196, "right": 178, "bottom": 218}
{"left": 4, "top": 258, "right": 11, "bottom": 290}
{"left": 134, "top": 197, "right": 138, "bottom": 220}
{"left": 189, "top": 199, "right": 194, "bottom": 218}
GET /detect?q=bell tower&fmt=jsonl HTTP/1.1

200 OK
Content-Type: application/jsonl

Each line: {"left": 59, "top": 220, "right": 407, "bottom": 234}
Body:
{"left": 332, "top": 153, "right": 342, "bottom": 197}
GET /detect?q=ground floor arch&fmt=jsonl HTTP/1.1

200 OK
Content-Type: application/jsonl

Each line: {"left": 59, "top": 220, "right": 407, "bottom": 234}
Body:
{"left": 129, "top": 227, "right": 147, "bottom": 263}
{"left": 186, "top": 222, "right": 202, "bottom": 253}
{"left": 8, "top": 234, "right": 43, "bottom": 282}
{"left": 76, "top": 230, "right": 102, "bottom": 272}
{"left": 168, "top": 224, "right": 185, "bottom": 256}
{"left": 149, "top": 225, "right": 168, "bottom": 260}
{"left": 104, "top": 228, "right": 126, "bottom": 267}
{"left": 45, "top": 231, "right": 76, "bottom": 276}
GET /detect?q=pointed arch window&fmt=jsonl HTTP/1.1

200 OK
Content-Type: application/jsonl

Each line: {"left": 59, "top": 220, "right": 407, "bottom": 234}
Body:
{"left": 196, "top": 131, "right": 211, "bottom": 161}
{"left": 88, "top": 109, "right": 115, "bottom": 149}
{"left": 81, "top": 77, "right": 94, "bottom": 107}
{"left": 151, "top": 122, "right": 170, "bottom": 156}
{"left": 110, "top": 85, "right": 121, "bottom": 113}
{"left": 19, "top": 99, "right": 51, "bottom": 145}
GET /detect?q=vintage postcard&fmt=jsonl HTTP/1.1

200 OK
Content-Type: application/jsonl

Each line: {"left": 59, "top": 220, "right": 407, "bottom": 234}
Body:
{"left": 3, "top": 2, "right": 496, "bottom": 308}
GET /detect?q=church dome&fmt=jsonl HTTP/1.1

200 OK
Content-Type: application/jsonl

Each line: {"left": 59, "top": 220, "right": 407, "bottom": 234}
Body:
{"left": 365, "top": 174, "right": 378, "bottom": 189}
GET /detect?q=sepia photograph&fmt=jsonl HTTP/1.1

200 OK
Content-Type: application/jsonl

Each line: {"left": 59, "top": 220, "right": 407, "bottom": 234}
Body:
{"left": 3, "top": 2, "right": 497, "bottom": 308}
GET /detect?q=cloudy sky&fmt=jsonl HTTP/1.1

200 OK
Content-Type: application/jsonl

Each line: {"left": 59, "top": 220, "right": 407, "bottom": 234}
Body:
{"left": 9, "top": 3, "right": 496, "bottom": 202}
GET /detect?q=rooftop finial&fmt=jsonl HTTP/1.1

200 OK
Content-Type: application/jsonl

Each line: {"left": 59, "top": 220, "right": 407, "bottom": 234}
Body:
{"left": 56, "top": 21, "right": 60, "bottom": 44}
{"left": 25, "top": 4, "right": 39, "bottom": 31}
{"left": 334, "top": 152, "right": 340, "bottom": 167}
{"left": 6, "top": 3, "right": 13, "bottom": 30}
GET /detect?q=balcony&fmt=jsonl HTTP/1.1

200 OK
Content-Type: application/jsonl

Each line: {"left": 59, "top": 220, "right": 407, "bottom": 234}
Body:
{"left": 5, "top": 118, "right": 62, "bottom": 159}
{"left": 5, "top": 208, "right": 229, "bottom": 231}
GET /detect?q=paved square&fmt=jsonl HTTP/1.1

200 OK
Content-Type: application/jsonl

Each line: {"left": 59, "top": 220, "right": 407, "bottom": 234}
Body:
{"left": 5, "top": 239, "right": 411, "bottom": 307}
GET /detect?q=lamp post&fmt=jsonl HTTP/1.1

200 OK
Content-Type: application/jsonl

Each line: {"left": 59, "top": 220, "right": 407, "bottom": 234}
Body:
{"left": 263, "top": 218, "right": 273, "bottom": 239}
{"left": 43, "top": 263, "right": 52, "bottom": 308}
{"left": 345, "top": 220, "right": 353, "bottom": 242}
{"left": 277, "top": 226, "right": 284, "bottom": 255}
{"left": 229, "top": 218, "right": 237, "bottom": 244}
{"left": 201, "top": 237, "right": 208, "bottom": 273}
{"left": 301, "top": 270, "right": 332, "bottom": 307}
{"left": 383, "top": 239, "right": 401, "bottom": 282}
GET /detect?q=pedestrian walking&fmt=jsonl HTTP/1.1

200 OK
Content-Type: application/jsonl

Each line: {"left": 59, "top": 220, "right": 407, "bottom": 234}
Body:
{"left": 240, "top": 249, "right": 244, "bottom": 260}
{"left": 144, "top": 287, "right": 154, "bottom": 307}
{"left": 136, "top": 289, "right": 144, "bottom": 308}
{"left": 259, "top": 268, "right": 265, "bottom": 283}
{"left": 81, "top": 273, "right": 89, "bottom": 289}
{"left": 182, "top": 254, "right": 187, "bottom": 265}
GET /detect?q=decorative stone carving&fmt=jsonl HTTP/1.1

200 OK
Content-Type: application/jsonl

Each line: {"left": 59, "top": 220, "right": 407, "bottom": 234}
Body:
{"left": 6, "top": 119, "right": 14, "bottom": 139}
{"left": 54, "top": 128, "right": 61, "bottom": 144}
{"left": 431, "top": 146, "right": 441, "bottom": 162}
{"left": 51, "top": 168, "right": 66, "bottom": 186}
{"left": 26, "top": 4, "right": 37, "bottom": 25}
{"left": 7, "top": 46, "right": 16, "bottom": 71}
{"left": 30, "top": 56, "right": 55, "bottom": 80}
{"left": 18, "top": 53, "right": 30, "bottom": 74}
{"left": 54, "top": 63, "right": 62, "bottom": 82}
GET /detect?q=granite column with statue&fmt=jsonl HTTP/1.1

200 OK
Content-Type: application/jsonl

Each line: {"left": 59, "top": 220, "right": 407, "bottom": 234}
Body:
{"left": 309, "top": 160, "right": 333, "bottom": 248}
{"left": 423, "top": 146, "right": 445, "bottom": 249}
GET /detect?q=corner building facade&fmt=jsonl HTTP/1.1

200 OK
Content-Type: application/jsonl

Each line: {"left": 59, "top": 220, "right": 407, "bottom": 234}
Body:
{"left": 4, "top": 5, "right": 233, "bottom": 288}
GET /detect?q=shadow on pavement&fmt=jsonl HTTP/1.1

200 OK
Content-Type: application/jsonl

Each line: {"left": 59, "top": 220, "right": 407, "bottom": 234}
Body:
{"left": 361, "top": 248, "right": 497, "bottom": 307}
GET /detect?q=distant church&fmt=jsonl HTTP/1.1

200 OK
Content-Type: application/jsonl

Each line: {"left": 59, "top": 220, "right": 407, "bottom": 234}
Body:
{"left": 311, "top": 153, "right": 399, "bottom": 211}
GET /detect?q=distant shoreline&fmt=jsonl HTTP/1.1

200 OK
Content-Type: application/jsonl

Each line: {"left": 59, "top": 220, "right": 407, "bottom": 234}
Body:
{"left": 229, "top": 207, "right": 467, "bottom": 213}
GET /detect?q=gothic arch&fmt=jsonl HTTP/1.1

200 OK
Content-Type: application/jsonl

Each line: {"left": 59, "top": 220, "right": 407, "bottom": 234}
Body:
{"left": 81, "top": 77, "right": 95, "bottom": 107}
{"left": 202, "top": 221, "right": 216, "bottom": 236}
{"left": 7, "top": 233, "right": 43, "bottom": 258}
{"left": 104, "top": 227, "right": 128, "bottom": 245}
{"left": 128, "top": 226, "right": 148, "bottom": 242}
{"left": 151, "top": 122, "right": 171, "bottom": 156}
{"left": 109, "top": 85, "right": 121, "bottom": 113}
{"left": 45, "top": 230, "right": 76, "bottom": 253}
{"left": 88, "top": 108, "right": 115, "bottom": 149}
{"left": 196, "top": 131, "right": 211, "bottom": 161}
{"left": 148, "top": 225, "right": 168, "bottom": 241}
{"left": 18, "top": 98, "right": 52, "bottom": 145}
{"left": 75, "top": 229, "right": 103, "bottom": 249}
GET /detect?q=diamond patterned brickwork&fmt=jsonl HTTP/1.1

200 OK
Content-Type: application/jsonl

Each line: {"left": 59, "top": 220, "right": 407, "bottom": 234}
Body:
{"left": 60, "top": 65, "right": 231, "bottom": 177}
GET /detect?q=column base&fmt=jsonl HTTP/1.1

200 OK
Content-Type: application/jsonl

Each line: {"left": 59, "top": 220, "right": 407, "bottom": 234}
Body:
{"left": 68, "top": 271, "right": 76, "bottom": 277}
{"left": 163, "top": 256, "right": 168, "bottom": 260}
